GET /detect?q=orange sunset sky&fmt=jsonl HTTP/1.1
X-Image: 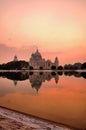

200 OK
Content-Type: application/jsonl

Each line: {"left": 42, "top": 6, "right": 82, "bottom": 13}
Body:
{"left": 0, "top": 0, "right": 86, "bottom": 65}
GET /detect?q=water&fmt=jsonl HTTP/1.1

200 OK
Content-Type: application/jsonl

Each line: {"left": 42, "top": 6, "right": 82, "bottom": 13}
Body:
{"left": 0, "top": 71, "right": 86, "bottom": 129}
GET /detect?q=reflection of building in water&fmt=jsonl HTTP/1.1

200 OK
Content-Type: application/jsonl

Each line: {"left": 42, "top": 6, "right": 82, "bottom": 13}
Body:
{"left": 13, "top": 80, "right": 18, "bottom": 86}
{"left": 0, "top": 71, "right": 59, "bottom": 92}
{"left": 29, "top": 72, "right": 59, "bottom": 92}
{"left": 29, "top": 49, "right": 59, "bottom": 69}
{"left": 54, "top": 75, "right": 59, "bottom": 84}
{"left": 50, "top": 72, "right": 59, "bottom": 84}
{"left": 29, "top": 73, "right": 43, "bottom": 92}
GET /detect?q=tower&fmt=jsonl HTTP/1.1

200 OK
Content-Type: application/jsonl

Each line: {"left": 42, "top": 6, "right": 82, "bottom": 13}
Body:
{"left": 13, "top": 55, "right": 18, "bottom": 62}
{"left": 54, "top": 57, "right": 59, "bottom": 66}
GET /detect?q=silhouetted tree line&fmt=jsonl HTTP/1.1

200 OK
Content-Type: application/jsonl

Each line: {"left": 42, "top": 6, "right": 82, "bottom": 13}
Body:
{"left": 0, "top": 60, "right": 86, "bottom": 70}
{"left": 63, "top": 62, "right": 86, "bottom": 70}
{"left": 64, "top": 71, "right": 86, "bottom": 79}
{"left": 0, "top": 60, "right": 29, "bottom": 70}
{"left": 51, "top": 62, "right": 86, "bottom": 70}
{"left": 47, "top": 62, "right": 86, "bottom": 70}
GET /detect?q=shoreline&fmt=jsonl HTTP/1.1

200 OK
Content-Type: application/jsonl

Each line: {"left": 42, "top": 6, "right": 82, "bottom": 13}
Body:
{"left": 0, "top": 69, "right": 86, "bottom": 72}
{"left": 0, "top": 106, "right": 75, "bottom": 130}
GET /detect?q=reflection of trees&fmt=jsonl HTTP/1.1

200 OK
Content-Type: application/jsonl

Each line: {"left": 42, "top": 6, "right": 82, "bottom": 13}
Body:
{"left": 64, "top": 71, "right": 75, "bottom": 76}
{"left": 51, "top": 72, "right": 59, "bottom": 84}
{"left": 0, "top": 72, "right": 59, "bottom": 92}
{"left": 57, "top": 71, "right": 63, "bottom": 76}
{"left": 73, "top": 72, "right": 82, "bottom": 78}
{"left": 0, "top": 71, "right": 85, "bottom": 92}
{"left": 0, "top": 72, "right": 29, "bottom": 81}
{"left": 81, "top": 72, "right": 86, "bottom": 79}
{"left": 0, "top": 72, "right": 29, "bottom": 86}
{"left": 64, "top": 71, "right": 86, "bottom": 79}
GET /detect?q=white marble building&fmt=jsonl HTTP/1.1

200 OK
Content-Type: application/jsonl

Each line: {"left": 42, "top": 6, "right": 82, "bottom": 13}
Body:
{"left": 29, "top": 49, "right": 59, "bottom": 69}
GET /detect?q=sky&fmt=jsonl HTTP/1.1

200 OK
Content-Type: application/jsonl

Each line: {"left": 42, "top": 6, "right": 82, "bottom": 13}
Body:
{"left": 0, "top": 0, "right": 86, "bottom": 65}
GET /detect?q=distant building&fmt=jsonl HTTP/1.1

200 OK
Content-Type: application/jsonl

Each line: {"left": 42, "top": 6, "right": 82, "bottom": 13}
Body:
{"left": 13, "top": 55, "right": 18, "bottom": 62}
{"left": 29, "top": 49, "right": 59, "bottom": 69}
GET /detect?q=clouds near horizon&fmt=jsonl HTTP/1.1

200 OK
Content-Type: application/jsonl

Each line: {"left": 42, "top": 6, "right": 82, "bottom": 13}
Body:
{"left": 0, "top": 43, "right": 86, "bottom": 65}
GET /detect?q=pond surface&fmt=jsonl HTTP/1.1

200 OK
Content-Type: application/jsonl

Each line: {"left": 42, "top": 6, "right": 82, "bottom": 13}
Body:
{"left": 0, "top": 71, "right": 86, "bottom": 129}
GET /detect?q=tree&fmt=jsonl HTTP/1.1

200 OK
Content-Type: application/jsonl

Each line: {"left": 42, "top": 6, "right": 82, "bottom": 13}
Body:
{"left": 57, "top": 66, "right": 63, "bottom": 70}
{"left": 29, "top": 66, "right": 34, "bottom": 70}
{"left": 39, "top": 66, "right": 43, "bottom": 70}
{"left": 51, "top": 65, "right": 56, "bottom": 70}
{"left": 64, "top": 64, "right": 73, "bottom": 70}
{"left": 81, "top": 62, "right": 86, "bottom": 69}
{"left": 73, "top": 62, "right": 82, "bottom": 70}
{"left": 64, "top": 64, "right": 69, "bottom": 70}
{"left": 0, "top": 61, "right": 29, "bottom": 70}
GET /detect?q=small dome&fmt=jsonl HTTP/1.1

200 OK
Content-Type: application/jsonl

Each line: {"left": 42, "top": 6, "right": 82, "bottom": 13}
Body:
{"left": 13, "top": 55, "right": 18, "bottom": 61}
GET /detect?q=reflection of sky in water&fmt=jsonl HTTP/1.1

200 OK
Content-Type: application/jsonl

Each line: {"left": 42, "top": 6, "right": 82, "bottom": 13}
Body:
{"left": 0, "top": 72, "right": 86, "bottom": 129}
{"left": 0, "top": 78, "right": 36, "bottom": 96}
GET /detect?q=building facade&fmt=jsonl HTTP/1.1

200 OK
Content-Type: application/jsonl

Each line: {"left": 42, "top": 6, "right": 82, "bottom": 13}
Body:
{"left": 29, "top": 49, "right": 59, "bottom": 69}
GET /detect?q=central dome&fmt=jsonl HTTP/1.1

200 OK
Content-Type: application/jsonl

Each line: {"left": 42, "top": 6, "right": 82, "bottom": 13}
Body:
{"left": 31, "top": 49, "right": 42, "bottom": 60}
{"left": 35, "top": 49, "right": 41, "bottom": 56}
